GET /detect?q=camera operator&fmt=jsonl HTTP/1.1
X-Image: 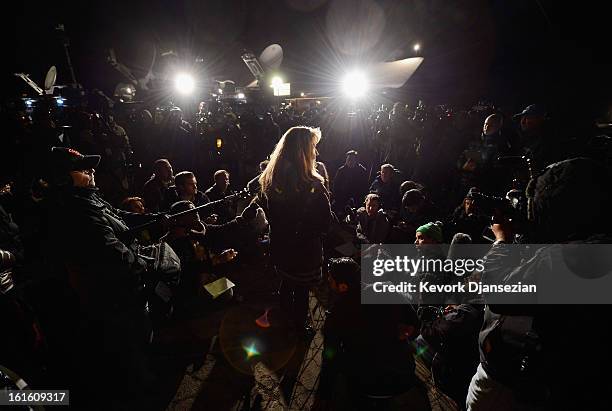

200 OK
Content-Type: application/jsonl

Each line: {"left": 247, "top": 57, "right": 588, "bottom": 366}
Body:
{"left": 45, "top": 147, "right": 170, "bottom": 408}
{"left": 466, "top": 158, "right": 612, "bottom": 410}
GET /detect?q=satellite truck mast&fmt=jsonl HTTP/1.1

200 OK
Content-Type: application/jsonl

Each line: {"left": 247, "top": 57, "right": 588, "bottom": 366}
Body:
{"left": 55, "top": 24, "right": 79, "bottom": 89}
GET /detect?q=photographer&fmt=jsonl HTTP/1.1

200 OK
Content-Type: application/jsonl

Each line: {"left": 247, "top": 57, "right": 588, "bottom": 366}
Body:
{"left": 467, "top": 158, "right": 612, "bottom": 410}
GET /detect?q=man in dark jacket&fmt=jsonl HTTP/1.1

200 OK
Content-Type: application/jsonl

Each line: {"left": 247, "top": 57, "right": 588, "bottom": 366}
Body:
{"left": 333, "top": 150, "right": 368, "bottom": 215}
{"left": 47, "top": 147, "right": 165, "bottom": 409}
{"left": 142, "top": 158, "right": 174, "bottom": 212}
{"left": 369, "top": 163, "right": 402, "bottom": 212}
{"left": 204, "top": 169, "right": 236, "bottom": 223}
{"left": 467, "top": 158, "right": 612, "bottom": 410}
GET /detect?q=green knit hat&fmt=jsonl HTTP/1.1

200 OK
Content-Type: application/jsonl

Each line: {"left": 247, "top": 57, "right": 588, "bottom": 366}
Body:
{"left": 416, "top": 221, "right": 443, "bottom": 243}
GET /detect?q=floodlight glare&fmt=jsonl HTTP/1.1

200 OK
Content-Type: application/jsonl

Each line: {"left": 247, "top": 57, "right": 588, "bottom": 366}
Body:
{"left": 270, "top": 76, "right": 283, "bottom": 88}
{"left": 175, "top": 73, "right": 195, "bottom": 95}
{"left": 413, "top": 43, "right": 421, "bottom": 52}
{"left": 237, "top": 92, "right": 245, "bottom": 99}
{"left": 342, "top": 71, "right": 369, "bottom": 98}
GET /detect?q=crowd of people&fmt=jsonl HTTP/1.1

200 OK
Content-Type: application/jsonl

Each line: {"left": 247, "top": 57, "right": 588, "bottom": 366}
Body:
{"left": 1, "top": 89, "right": 612, "bottom": 410}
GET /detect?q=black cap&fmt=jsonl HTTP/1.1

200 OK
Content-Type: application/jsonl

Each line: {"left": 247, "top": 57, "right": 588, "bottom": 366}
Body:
{"left": 51, "top": 147, "right": 100, "bottom": 173}
{"left": 402, "top": 189, "right": 425, "bottom": 208}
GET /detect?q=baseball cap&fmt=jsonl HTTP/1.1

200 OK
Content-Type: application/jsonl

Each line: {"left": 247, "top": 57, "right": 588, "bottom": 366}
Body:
{"left": 51, "top": 147, "right": 100, "bottom": 172}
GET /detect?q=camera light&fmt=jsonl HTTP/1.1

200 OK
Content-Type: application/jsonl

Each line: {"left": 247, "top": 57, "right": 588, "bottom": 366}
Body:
{"left": 175, "top": 73, "right": 195, "bottom": 95}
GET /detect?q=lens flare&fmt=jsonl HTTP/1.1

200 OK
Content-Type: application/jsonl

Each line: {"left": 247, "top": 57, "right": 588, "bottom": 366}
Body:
{"left": 244, "top": 342, "right": 260, "bottom": 359}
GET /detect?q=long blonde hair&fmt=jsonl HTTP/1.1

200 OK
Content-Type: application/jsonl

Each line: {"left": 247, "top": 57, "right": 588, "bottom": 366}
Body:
{"left": 259, "top": 126, "right": 324, "bottom": 196}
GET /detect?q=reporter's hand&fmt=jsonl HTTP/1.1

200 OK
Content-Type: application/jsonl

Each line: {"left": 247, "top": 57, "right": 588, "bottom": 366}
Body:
{"left": 212, "top": 249, "right": 238, "bottom": 265}
{"left": 491, "top": 221, "right": 513, "bottom": 243}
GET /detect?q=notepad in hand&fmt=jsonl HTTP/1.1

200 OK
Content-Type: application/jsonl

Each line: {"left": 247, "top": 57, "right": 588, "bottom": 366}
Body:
{"left": 204, "top": 277, "right": 236, "bottom": 299}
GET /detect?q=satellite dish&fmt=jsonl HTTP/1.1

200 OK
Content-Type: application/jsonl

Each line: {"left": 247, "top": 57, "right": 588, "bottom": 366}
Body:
{"left": 44, "top": 66, "right": 57, "bottom": 93}
{"left": 259, "top": 44, "right": 283, "bottom": 70}
{"left": 369, "top": 57, "right": 424, "bottom": 89}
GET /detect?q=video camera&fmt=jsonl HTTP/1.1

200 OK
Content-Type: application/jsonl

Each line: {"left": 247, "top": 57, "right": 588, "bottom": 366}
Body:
{"left": 470, "top": 189, "right": 529, "bottom": 239}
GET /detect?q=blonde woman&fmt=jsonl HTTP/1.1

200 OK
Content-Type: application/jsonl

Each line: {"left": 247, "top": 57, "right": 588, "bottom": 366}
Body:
{"left": 258, "top": 126, "right": 332, "bottom": 335}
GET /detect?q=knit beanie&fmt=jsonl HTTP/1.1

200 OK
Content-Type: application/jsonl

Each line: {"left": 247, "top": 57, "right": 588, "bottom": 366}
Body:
{"left": 416, "top": 221, "right": 444, "bottom": 243}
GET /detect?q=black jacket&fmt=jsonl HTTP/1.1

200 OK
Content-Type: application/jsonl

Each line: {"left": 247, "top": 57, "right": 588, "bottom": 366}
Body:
{"left": 51, "top": 187, "right": 159, "bottom": 313}
{"left": 204, "top": 185, "right": 236, "bottom": 223}
{"left": 259, "top": 181, "right": 331, "bottom": 282}
{"left": 333, "top": 163, "right": 368, "bottom": 207}
{"left": 478, "top": 239, "right": 612, "bottom": 407}
{"left": 142, "top": 177, "right": 168, "bottom": 213}
{"left": 369, "top": 176, "right": 401, "bottom": 211}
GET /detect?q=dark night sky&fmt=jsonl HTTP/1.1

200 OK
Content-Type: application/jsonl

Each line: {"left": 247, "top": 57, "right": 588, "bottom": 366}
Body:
{"left": 4, "top": 0, "right": 612, "bottom": 112}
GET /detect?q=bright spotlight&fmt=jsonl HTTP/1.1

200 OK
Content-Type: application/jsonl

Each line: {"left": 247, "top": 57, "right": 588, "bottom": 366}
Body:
{"left": 56, "top": 97, "right": 65, "bottom": 106}
{"left": 342, "top": 71, "right": 369, "bottom": 98}
{"left": 237, "top": 92, "right": 245, "bottom": 99}
{"left": 413, "top": 43, "right": 421, "bottom": 52}
{"left": 300, "top": 92, "right": 305, "bottom": 97}
{"left": 270, "top": 76, "right": 283, "bottom": 88}
{"left": 175, "top": 73, "right": 195, "bottom": 95}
